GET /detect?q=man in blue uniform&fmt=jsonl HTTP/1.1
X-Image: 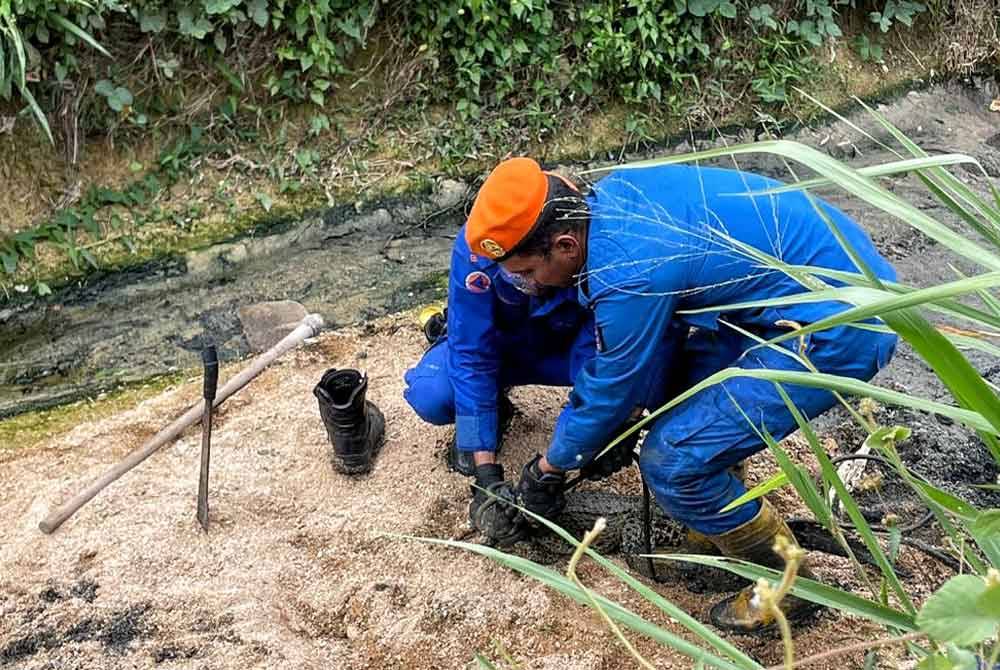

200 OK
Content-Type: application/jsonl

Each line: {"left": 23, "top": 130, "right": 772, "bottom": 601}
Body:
{"left": 404, "top": 157, "right": 897, "bottom": 632}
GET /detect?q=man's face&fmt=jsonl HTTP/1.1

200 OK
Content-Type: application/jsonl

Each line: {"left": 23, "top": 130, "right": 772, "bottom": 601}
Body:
{"left": 499, "top": 234, "right": 583, "bottom": 295}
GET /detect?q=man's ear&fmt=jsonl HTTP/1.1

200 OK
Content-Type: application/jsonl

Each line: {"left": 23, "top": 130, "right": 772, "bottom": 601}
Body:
{"left": 553, "top": 233, "right": 581, "bottom": 256}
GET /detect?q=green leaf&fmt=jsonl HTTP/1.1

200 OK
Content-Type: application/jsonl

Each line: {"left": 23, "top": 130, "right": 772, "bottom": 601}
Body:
{"left": 15, "top": 79, "right": 53, "bottom": 144}
{"left": 204, "top": 0, "right": 241, "bottom": 15}
{"left": 178, "top": 9, "right": 214, "bottom": 38}
{"left": 80, "top": 249, "right": 98, "bottom": 269}
{"left": 719, "top": 471, "right": 788, "bottom": 513}
{"left": 918, "top": 648, "right": 979, "bottom": 670}
{"left": 47, "top": 14, "right": 110, "bottom": 57}
{"left": 34, "top": 281, "right": 51, "bottom": 296}
{"left": 397, "top": 538, "right": 755, "bottom": 670}
{"left": 973, "top": 509, "right": 1000, "bottom": 535}
{"left": 1, "top": 249, "right": 18, "bottom": 274}
{"left": 94, "top": 79, "right": 115, "bottom": 97}
{"left": 474, "top": 655, "right": 499, "bottom": 670}
{"left": 662, "top": 554, "right": 916, "bottom": 630}
{"left": 247, "top": 0, "right": 268, "bottom": 26}
{"left": 139, "top": 9, "right": 167, "bottom": 33}
{"left": 916, "top": 575, "right": 999, "bottom": 645}
{"left": 255, "top": 192, "right": 273, "bottom": 212}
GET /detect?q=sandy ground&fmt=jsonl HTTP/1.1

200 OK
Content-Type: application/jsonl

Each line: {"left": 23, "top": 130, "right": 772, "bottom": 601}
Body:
{"left": 0, "top": 312, "right": 960, "bottom": 669}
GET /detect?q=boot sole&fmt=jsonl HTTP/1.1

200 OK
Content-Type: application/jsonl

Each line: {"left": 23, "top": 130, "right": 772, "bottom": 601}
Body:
{"left": 708, "top": 594, "right": 825, "bottom": 636}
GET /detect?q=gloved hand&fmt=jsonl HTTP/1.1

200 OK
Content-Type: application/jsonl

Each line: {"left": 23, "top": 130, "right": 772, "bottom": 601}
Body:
{"left": 469, "top": 463, "right": 525, "bottom": 546}
{"left": 580, "top": 422, "right": 640, "bottom": 481}
{"left": 514, "top": 455, "right": 566, "bottom": 525}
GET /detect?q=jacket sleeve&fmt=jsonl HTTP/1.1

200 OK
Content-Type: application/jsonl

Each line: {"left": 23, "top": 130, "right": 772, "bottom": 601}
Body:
{"left": 545, "top": 238, "right": 681, "bottom": 470}
{"left": 447, "top": 241, "right": 502, "bottom": 453}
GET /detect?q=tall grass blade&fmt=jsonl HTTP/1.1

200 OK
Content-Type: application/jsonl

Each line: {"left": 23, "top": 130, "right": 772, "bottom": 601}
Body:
{"left": 47, "top": 14, "right": 110, "bottom": 57}
{"left": 585, "top": 140, "right": 1000, "bottom": 272}
{"left": 775, "top": 385, "right": 916, "bottom": 614}
{"left": 855, "top": 97, "right": 1000, "bottom": 230}
{"left": 725, "top": 154, "right": 981, "bottom": 197}
{"left": 2, "top": 13, "right": 25, "bottom": 88}
{"left": 16, "top": 79, "right": 53, "bottom": 144}
{"left": 501, "top": 496, "right": 763, "bottom": 668}
{"left": 656, "top": 555, "right": 917, "bottom": 631}
{"left": 397, "top": 536, "right": 752, "bottom": 670}
{"left": 610, "top": 367, "right": 999, "bottom": 453}
{"left": 719, "top": 472, "right": 788, "bottom": 514}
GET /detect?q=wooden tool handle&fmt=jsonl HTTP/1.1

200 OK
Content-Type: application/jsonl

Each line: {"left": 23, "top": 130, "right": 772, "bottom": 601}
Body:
{"left": 38, "top": 314, "right": 324, "bottom": 534}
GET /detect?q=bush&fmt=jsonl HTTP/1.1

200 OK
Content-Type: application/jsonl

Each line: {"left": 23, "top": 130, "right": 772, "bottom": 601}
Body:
{"left": 1, "top": 0, "right": 937, "bottom": 143}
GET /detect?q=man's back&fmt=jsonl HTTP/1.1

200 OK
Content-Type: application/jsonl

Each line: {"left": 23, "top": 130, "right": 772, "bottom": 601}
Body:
{"left": 584, "top": 165, "right": 896, "bottom": 329}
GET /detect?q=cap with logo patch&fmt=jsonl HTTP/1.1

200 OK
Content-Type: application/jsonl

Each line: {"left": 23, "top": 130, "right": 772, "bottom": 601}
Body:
{"left": 465, "top": 157, "right": 576, "bottom": 261}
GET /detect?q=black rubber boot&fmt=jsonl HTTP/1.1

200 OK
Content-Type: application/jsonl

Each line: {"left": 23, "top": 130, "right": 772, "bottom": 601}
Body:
{"left": 314, "top": 368, "right": 386, "bottom": 475}
{"left": 446, "top": 394, "right": 515, "bottom": 477}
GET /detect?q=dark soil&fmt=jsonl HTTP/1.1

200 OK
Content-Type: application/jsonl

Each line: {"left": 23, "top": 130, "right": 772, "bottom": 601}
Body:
{"left": 1, "top": 580, "right": 152, "bottom": 665}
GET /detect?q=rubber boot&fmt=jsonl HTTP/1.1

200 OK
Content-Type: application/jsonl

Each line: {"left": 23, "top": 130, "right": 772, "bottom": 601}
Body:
{"left": 314, "top": 368, "right": 386, "bottom": 475}
{"left": 447, "top": 394, "right": 515, "bottom": 477}
{"left": 706, "top": 500, "right": 823, "bottom": 633}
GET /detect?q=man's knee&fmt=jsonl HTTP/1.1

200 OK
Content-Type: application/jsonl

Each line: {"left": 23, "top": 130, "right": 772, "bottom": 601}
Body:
{"left": 403, "top": 361, "right": 455, "bottom": 426}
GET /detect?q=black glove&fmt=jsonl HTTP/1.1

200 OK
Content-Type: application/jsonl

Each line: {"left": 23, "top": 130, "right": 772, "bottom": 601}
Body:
{"left": 469, "top": 464, "right": 525, "bottom": 546}
{"left": 514, "top": 455, "right": 566, "bottom": 525}
{"left": 580, "top": 422, "right": 640, "bottom": 481}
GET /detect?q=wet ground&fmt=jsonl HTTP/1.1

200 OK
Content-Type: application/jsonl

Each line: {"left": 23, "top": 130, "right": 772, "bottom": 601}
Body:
{"left": 2, "top": 77, "right": 1000, "bottom": 429}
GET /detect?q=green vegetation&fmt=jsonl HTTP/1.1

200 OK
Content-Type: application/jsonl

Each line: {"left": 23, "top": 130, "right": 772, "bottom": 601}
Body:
{"left": 3, "top": 0, "right": 989, "bottom": 290}
{"left": 414, "top": 101, "right": 1000, "bottom": 668}
{"left": 0, "top": 371, "right": 186, "bottom": 452}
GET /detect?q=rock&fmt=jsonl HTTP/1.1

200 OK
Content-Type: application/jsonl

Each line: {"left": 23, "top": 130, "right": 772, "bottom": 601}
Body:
{"left": 238, "top": 300, "right": 308, "bottom": 353}
{"left": 430, "top": 179, "right": 468, "bottom": 211}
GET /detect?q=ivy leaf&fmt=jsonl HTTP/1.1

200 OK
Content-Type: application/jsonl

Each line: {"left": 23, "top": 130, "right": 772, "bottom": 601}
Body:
{"left": 139, "top": 9, "right": 167, "bottom": 33}
{"left": 94, "top": 79, "right": 115, "bottom": 97}
{"left": 203, "top": 0, "right": 241, "bottom": 15}
{"left": 916, "top": 575, "right": 1000, "bottom": 646}
{"left": 247, "top": 0, "right": 268, "bottom": 27}
{"left": 179, "top": 8, "right": 214, "bottom": 38}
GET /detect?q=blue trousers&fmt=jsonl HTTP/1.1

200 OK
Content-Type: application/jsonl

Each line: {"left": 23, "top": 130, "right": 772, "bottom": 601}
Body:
{"left": 404, "top": 323, "right": 597, "bottom": 426}
{"left": 403, "top": 321, "right": 896, "bottom": 535}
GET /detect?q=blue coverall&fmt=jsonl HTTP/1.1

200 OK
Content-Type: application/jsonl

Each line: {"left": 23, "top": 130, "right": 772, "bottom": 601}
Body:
{"left": 404, "top": 164, "right": 898, "bottom": 535}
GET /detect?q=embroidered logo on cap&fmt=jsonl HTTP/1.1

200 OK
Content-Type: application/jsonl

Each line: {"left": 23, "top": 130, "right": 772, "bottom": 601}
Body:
{"left": 480, "top": 239, "right": 506, "bottom": 258}
{"left": 465, "top": 271, "right": 492, "bottom": 294}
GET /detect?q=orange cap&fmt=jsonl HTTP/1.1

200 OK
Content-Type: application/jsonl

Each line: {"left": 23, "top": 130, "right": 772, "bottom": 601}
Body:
{"left": 465, "top": 157, "right": 549, "bottom": 260}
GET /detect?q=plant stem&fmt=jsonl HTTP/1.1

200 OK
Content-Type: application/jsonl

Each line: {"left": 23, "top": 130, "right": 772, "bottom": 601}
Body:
{"left": 566, "top": 518, "right": 656, "bottom": 670}
{"left": 763, "top": 631, "right": 926, "bottom": 670}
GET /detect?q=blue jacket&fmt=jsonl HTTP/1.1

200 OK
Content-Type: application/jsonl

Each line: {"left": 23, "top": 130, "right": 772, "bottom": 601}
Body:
{"left": 447, "top": 233, "right": 591, "bottom": 452}
{"left": 544, "top": 165, "right": 897, "bottom": 469}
